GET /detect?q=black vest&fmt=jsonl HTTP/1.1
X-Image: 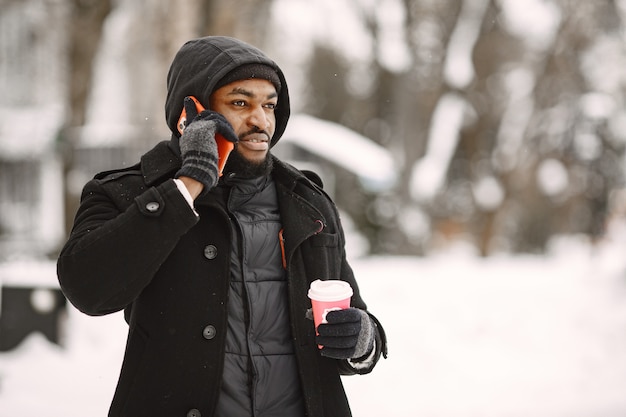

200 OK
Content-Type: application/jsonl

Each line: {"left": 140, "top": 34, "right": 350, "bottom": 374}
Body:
{"left": 215, "top": 174, "right": 305, "bottom": 417}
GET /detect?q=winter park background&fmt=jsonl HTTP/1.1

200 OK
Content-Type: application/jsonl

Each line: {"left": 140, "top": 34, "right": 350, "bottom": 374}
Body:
{"left": 4, "top": 0, "right": 626, "bottom": 416}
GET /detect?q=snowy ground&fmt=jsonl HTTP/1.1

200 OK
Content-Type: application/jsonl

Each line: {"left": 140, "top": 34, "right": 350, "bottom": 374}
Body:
{"left": 2, "top": 233, "right": 626, "bottom": 416}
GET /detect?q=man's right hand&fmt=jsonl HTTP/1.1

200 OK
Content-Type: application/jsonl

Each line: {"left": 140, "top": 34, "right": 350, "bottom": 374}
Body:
{"left": 175, "top": 97, "right": 238, "bottom": 194}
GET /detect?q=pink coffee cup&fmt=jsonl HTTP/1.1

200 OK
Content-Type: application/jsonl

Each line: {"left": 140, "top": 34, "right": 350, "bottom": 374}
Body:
{"left": 308, "top": 279, "right": 353, "bottom": 342}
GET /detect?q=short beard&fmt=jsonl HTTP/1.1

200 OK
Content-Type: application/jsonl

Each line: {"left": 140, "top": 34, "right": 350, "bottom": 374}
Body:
{"left": 223, "top": 146, "right": 273, "bottom": 178}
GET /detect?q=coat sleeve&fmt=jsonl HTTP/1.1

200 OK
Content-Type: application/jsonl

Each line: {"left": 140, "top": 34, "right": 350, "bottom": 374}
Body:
{"left": 57, "top": 177, "right": 198, "bottom": 316}
{"left": 328, "top": 199, "right": 388, "bottom": 375}
{"left": 335, "top": 255, "right": 388, "bottom": 375}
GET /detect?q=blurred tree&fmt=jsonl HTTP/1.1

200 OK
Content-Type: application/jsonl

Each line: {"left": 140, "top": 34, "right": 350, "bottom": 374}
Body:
{"left": 448, "top": 0, "right": 626, "bottom": 254}
{"left": 67, "top": 0, "right": 112, "bottom": 127}
{"left": 197, "top": 0, "right": 272, "bottom": 44}
{"left": 61, "top": 0, "right": 112, "bottom": 236}
{"left": 294, "top": 0, "right": 626, "bottom": 256}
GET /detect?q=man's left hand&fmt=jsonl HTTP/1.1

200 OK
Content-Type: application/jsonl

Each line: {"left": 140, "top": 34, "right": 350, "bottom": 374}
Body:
{"left": 316, "top": 308, "right": 375, "bottom": 360}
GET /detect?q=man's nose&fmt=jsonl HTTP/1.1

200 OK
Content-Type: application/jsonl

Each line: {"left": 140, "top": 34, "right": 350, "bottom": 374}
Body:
{"left": 248, "top": 106, "right": 270, "bottom": 129}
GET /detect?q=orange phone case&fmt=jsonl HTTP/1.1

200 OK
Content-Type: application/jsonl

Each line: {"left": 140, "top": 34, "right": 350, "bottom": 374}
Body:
{"left": 176, "top": 96, "right": 235, "bottom": 176}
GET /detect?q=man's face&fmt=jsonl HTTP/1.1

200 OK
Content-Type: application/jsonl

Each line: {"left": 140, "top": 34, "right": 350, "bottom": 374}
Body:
{"left": 209, "top": 78, "right": 277, "bottom": 165}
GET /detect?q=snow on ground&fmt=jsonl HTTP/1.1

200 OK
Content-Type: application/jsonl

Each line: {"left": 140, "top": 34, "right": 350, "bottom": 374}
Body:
{"left": 2, "top": 233, "right": 626, "bottom": 417}
{"left": 345, "top": 243, "right": 626, "bottom": 417}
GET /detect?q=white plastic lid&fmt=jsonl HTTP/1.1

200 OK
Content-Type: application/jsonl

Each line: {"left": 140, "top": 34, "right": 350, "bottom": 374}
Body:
{"left": 307, "top": 279, "right": 353, "bottom": 302}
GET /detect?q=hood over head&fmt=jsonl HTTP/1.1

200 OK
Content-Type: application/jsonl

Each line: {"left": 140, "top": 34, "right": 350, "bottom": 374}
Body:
{"left": 165, "top": 36, "right": 290, "bottom": 148}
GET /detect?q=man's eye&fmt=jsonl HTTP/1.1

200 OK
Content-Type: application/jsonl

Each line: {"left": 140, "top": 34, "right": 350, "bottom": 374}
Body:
{"left": 232, "top": 100, "right": 246, "bottom": 107}
{"left": 265, "top": 103, "right": 277, "bottom": 109}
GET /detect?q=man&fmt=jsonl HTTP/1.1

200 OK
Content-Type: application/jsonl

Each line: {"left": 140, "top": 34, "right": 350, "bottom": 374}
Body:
{"left": 57, "top": 36, "right": 387, "bottom": 417}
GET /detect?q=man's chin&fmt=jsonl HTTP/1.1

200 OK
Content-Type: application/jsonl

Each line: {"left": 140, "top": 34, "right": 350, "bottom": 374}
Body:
{"left": 223, "top": 148, "right": 273, "bottom": 178}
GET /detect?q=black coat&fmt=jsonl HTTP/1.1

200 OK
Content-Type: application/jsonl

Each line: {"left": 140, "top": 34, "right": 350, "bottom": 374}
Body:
{"left": 57, "top": 142, "right": 387, "bottom": 417}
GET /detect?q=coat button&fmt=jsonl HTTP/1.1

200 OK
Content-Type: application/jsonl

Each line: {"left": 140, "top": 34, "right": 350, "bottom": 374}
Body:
{"left": 146, "top": 201, "right": 160, "bottom": 212}
{"left": 203, "top": 244, "right": 217, "bottom": 259}
{"left": 187, "top": 409, "right": 201, "bottom": 417}
{"left": 202, "top": 325, "right": 216, "bottom": 340}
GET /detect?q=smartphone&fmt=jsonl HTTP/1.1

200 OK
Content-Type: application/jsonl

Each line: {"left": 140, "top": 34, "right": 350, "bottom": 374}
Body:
{"left": 176, "top": 96, "right": 235, "bottom": 176}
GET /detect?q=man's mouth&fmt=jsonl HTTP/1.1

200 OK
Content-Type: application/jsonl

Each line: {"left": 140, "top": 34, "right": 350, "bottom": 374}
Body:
{"left": 240, "top": 131, "right": 270, "bottom": 142}
{"left": 238, "top": 133, "right": 270, "bottom": 150}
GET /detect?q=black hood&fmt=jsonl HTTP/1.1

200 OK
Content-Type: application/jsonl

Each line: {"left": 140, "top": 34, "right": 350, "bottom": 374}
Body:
{"left": 165, "top": 36, "right": 290, "bottom": 148}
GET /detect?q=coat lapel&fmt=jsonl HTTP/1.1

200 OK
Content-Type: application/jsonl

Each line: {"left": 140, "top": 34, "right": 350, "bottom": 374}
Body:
{"left": 141, "top": 141, "right": 181, "bottom": 186}
{"left": 275, "top": 183, "right": 326, "bottom": 268}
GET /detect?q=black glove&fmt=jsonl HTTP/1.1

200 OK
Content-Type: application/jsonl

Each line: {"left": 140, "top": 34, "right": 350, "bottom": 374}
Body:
{"left": 175, "top": 97, "right": 238, "bottom": 191}
{"left": 316, "top": 308, "right": 375, "bottom": 360}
